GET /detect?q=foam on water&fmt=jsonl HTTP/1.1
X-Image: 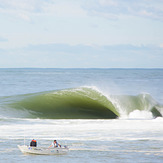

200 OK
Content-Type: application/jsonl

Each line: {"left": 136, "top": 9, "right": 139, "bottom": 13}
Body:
{"left": 0, "top": 115, "right": 163, "bottom": 162}
{"left": 128, "top": 110, "right": 154, "bottom": 119}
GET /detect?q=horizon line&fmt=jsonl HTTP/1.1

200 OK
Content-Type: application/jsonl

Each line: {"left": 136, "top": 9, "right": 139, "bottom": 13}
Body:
{"left": 0, "top": 67, "right": 163, "bottom": 69}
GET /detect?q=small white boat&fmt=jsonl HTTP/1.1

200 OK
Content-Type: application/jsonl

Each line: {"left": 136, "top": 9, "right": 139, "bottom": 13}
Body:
{"left": 18, "top": 145, "right": 69, "bottom": 155}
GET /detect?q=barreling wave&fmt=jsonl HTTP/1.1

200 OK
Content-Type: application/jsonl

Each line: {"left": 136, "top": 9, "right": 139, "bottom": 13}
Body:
{"left": 0, "top": 86, "right": 162, "bottom": 119}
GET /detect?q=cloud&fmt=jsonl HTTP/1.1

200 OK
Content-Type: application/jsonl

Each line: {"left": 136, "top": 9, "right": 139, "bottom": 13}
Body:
{"left": 83, "top": 0, "right": 163, "bottom": 21}
{"left": 160, "top": 43, "right": 163, "bottom": 48}
{"left": 1, "top": 0, "right": 163, "bottom": 22}
{"left": 0, "top": 0, "right": 163, "bottom": 21}
{"left": 0, "top": 43, "right": 163, "bottom": 68}
{"left": 0, "top": 36, "right": 8, "bottom": 42}
{"left": 0, "top": 0, "right": 55, "bottom": 21}
{"left": 0, "top": 0, "right": 47, "bottom": 13}
{"left": 0, "top": 0, "right": 86, "bottom": 21}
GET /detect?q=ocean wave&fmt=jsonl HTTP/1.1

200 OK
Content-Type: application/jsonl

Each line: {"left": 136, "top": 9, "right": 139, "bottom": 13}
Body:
{"left": 0, "top": 86, "right": 162, "bottom": 119}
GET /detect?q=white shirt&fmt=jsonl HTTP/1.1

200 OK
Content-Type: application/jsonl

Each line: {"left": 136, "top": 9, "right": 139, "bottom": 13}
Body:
{"left": 51, "top": 142, "right": 59, "bottom": 147}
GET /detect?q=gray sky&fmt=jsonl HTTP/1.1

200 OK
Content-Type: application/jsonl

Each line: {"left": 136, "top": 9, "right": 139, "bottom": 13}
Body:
{"left": 0, "top": 0, "right": 163, "bottom": 68}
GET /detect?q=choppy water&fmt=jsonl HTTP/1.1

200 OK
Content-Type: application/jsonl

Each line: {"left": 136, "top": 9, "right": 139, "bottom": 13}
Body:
{"left": 0, "top": 68, "right": 163, "bottom": 162}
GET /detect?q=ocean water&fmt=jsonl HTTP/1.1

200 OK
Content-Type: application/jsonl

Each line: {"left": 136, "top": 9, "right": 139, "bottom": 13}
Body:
{"left": 0, "top": 68, "right": 163, "bottom": 163}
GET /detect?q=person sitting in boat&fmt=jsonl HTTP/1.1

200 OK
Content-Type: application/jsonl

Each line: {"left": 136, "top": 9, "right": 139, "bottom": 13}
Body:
{"left": 30, "top": 139, "right": 37, "bottom": 147}
{"left": 49, "top": 140, "right": 61, "bottom": 148}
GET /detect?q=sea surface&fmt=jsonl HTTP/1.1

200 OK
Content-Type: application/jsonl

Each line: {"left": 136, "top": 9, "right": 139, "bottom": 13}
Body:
{"left": 0, "top": 68, "right": 163, "bottom": 163}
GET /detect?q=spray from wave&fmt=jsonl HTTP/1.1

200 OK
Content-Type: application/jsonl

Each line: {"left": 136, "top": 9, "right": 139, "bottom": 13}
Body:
{"left": 0, "top": 86, "right": 162, "bottom": 119}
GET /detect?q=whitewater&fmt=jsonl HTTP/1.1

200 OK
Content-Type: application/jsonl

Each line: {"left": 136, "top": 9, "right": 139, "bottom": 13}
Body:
{"left": 0, "top": 68, "right": 163, "bottom": 162}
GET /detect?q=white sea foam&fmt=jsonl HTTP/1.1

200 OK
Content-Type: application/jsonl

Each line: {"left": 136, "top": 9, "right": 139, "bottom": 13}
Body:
{"left": 128, "top": 110, "right": 154, "bottom": 120}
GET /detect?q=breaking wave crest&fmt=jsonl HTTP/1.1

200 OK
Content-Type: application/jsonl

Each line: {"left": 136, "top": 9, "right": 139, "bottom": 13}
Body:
{"left": 0, "top": 86, "right": 162, "bottom": 119}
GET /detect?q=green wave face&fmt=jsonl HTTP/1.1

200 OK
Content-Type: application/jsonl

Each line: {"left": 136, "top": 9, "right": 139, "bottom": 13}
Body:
{"left": 9, "top": 87, "right": 119, "bottom": 119}
{"left": 3, "top": 87, "right": 163, "bottom": 119}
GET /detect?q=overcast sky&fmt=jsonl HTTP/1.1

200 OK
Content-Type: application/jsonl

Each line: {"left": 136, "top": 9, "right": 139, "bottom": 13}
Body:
{"left": 0, "top": 0, "right": 163, "bottom": 68}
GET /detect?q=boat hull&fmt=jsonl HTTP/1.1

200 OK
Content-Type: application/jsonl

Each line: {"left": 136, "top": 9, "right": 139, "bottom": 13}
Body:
{"left": 18, "top": 145, "right": 69, "bottom": 155}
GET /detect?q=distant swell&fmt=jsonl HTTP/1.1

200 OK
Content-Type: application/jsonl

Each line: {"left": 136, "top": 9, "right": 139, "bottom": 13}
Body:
{"left": 0, "top": 86, "right": 162, "bottom": 119}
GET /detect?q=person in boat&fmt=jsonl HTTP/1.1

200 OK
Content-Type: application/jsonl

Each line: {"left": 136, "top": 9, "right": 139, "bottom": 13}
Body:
{"left": 30, "top": 139, "right": 37, "bottom": 147}
{"left": 49, "top": 140, "right": 61, "bottom": 148}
